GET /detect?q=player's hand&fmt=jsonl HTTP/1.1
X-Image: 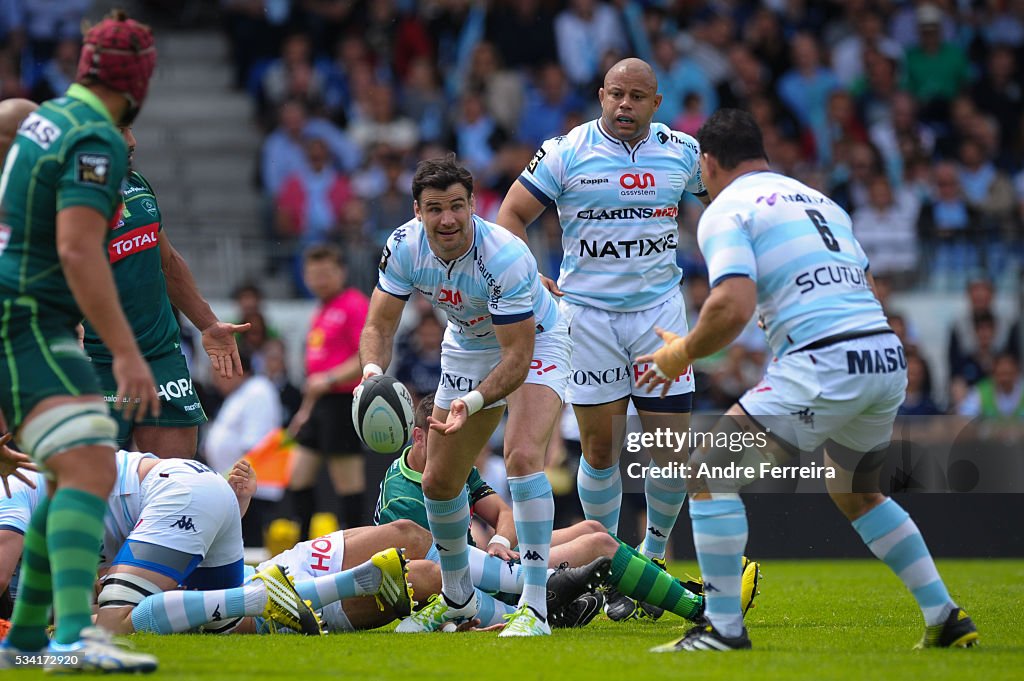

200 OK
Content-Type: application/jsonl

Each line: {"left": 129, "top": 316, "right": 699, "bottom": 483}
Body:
{"left": 486, "top": 543, "right": 519, "bottom": 561}
{"left": 0, "top": 433, "right": 38, "bottom": 498}
{"left": 112, "top": 351, "right": 160, "bottom": 422}
{"left": 305, "top": 372, "right": 334, "bottom": 400}
{"left": 540, "top": 275, "right": 564, "bottom": 297}
{"left": 228, "top": 458, "right": 258, "bottom": 502}
{"left": 201, "top": 321, "right": 251, "bottom": 379}
{"left": 448, "top": 618, "right": 505, "bottom": 633}
{"left": 428, "top": 400, "right": 470, "bottom": 435}
{"left": 635, "top": 327, "right": 691, "bottom": 398}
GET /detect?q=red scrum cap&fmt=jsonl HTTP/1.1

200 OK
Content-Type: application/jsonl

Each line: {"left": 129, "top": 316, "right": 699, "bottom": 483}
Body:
{"left": 76, "top": 10, "right": 157, "bottom": 110}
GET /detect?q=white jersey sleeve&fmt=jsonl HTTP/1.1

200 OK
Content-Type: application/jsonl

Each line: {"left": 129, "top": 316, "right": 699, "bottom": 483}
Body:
{"left": 0, "top": 471, "right": 46, "bottom": 534}
{"left": 486, "top": 242, "right": 539, "bottom": 323}
{"left": 519, "top": 136, "right": 570, "bottom": 205}
{"left": 376, "top": 222, "right": 417, "bottom": 300}
{"left": 698, "top": 209, "right": 758, "bottom": 287}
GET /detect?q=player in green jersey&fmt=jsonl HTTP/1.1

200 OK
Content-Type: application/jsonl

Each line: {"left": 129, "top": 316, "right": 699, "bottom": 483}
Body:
{"left": 0, "top": 12, "right": 160, "bottom": 672}
{"left": 82, "top": 125, "right": 250, "bottom": 457}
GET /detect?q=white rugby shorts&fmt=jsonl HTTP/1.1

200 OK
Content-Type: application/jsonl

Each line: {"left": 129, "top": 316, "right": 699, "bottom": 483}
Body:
{"left": 258, "top": 530, "right": 354, "bottom": 633}
{"left": 739, "top": 332, "right": 907, "bottom": 454}
{"left": 434, "top": 317, "right": 572, "bottom": 410}
{"left": 559, "top": 289, "right": 694, "bottom": 405}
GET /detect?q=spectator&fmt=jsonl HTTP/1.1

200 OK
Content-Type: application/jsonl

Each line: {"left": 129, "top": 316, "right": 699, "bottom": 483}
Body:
{"left": 869, "top": 92, "right": 936, "bottom": 180}
{"left": 393, "top": 312, "right": 444, "bottom": 404}
{"left": 400, "top": 56, "right": 447, "bottom": 145}
{"left": 972, "top": 46, "right": 1023, "bottom": 152}
{"left": 453, "top": 90, "right": 505, "bottom": 177}
{"left": 203, "top": 350, "right": 285, "bottom": 546}
{"left": 363, "top": 148, "right": 414, "bottom": 247}
{"left": 484, "top": 0, "right": 558, "bottom": 71}
{"left": 951, "top": 310, "right": 999, "bottom": 391}
{"left": 28, "top": 37, "right": 77, "bottom": 101}
{"left": 684, "top": 11, "right": 735, "bottom": 89}
{"left": 831, "top": 10, "right": 902, "bottom": 87}
{"left": 949, "top": 277, "right": 1021, "bottom": 371}
{"left": 554, "top": 0, "right": 628, "bottom": 90}
{"left": 0, "top": 48, "right": 25, "bottom": 99}
{"left": 958, "top": 352, "right": 1024, "bottom": 420}
{"left": 260, "top": 98, "right": 360, "bottom": 196}
{"left": 899, "top": 351, "right": 943, "bottom": 416}
{"left": 348, "top": 83, "right": 420, "bottom": 154}
{"left": 260, "top": 32, "right": 327, "bottom": 117}
{"left": 673, "top": 92, "right": 707, "bottom": 138}
{"left": 650, "top": 34, "right": 716, "bottom": 125}
{"left": 275, "top": 134, "right": 353, "bottom": 246}
{"left": 460, "top": 41, "right": 525, "bottom": 133}
{"left": 919, "top": 162, "right": 979, "bottom": 290}
{"left": 516, "top": 63, "right": 581, "bottom": 147}
{"left": 362, "top": 0, "right": 431, "bottom": 82}
{"left": 830, "top": 141, "right": 883, "bottom": 213}
{"left": 852, "top": 175, "right": 920, "bottom": 286}
{"left": 957, "top": 138, "right": 1017, "bottom": 273}
{"left": 819, "top": 89, "right": 868, "bottom": 166}
{"left": 717, "top": 44, "right": 770, "bottom": 110}
{"left": 221, "top": 0, "right": 289, "bottom": 89}
{"left": 903, "top": 4, "right": 969, "bottom": 116}
{"left": 743, "top": 7, "right": 790, "bottom": 83}
{"left": 776, "top": 32, "right": 840, "bottom": 163}
{"left": 852, "top": 47, "right": 901, "bottom": 129}
{"left": 262, "top": 337, "right": 302, "bottom": 425}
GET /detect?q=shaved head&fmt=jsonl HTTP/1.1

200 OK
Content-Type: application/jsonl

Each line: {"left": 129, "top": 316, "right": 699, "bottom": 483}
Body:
{"left": 0, "top": 98, "right": 39, "bottom": 161}
{"left": 604, "top": 58, "right": 658, "bottom": 91}
{"left": 599, "top": 58, "right": 662, "bottom": 143}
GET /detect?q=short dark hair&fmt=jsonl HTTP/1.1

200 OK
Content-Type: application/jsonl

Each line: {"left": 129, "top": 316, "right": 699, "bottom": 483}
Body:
{"left": 411, "top": 154, "right": 473, "bottom": 203}
{"left": 303, "top": 243, "right": 344, "bottom": 267}
{"left": 696, "top": 108, "right": 768, "bottom": 170}
{"left": 414, "top": 392, "right": 435, "bottom": 430}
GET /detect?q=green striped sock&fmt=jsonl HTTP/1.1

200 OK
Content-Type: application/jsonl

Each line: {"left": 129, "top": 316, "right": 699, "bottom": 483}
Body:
{"left": 7, "top": 496, "right": 53, "bottom": 651}
{"left": 610, "top": 539, "right": 702, "bottom": 620}
{"left": 48, "top": 488, "right": 106, "bottom": 645}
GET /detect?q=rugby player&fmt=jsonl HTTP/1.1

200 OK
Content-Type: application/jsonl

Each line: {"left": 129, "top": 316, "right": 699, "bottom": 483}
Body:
{"left": 638, "top": 109, "right": 977, "bottom": 652}
{"left": 496, "top": 58, "right": 712, "bottom": 619}
{"left": 0, "top": 12, "right": 161, "bottom": 671}
{"left": 83, "top": 126, "right": 249, "bottom": 458}
{"left": 360, "top": 156, "right": 571, "bottom": 636}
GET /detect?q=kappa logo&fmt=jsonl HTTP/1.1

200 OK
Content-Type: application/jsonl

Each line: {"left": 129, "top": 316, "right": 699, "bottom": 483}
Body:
{"left": 170, "top": 515, "right": 198, "bottom": 533}
{"left": 791, "top": 408, "right": 815, "bottom": 427}
{"left": 647, "top": 526, "right": 666, "bottom": 538}
{"left": 211, "top": 605, "right": 222, "bottom": 621}
{"left": 703, "top": 581, "right": 719, "bottom": 592}
{"left": 434, "top": 543, "right": 449, "bottom": 552}
{"left": 523, "top": 550, "right": 544, "bottom": 562}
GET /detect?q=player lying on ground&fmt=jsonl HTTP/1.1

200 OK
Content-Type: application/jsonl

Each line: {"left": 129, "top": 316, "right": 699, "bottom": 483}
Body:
{"left": 375, "top": 393, "right": 760, "bottom": 629}
{"left": 638, "top": 109, "right": 977, "bottom": 652}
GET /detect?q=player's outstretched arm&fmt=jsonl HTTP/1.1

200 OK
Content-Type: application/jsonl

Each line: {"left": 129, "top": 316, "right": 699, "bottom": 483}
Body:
{"left": 637, "top": 276, "right": 757, "bottom": 395}
{"left": 359, "top": 288, "right": 407, "bottom": 378}
{"left": 57, "top": 206, "right": 159, "bottom": 421}
{"left": 160, "top": 232, "right": 250, "bottom": 379}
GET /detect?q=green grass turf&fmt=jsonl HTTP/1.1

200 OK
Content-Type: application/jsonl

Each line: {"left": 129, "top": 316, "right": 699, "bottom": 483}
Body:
{"left": 15, "top": 559, "right": 1023, "bottom": 680}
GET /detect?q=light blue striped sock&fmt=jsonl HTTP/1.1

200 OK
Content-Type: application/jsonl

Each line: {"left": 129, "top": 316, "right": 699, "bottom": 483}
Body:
{"left": 469, "top": 545, "right": 523, "bottom": 594}
{"left": 509, "top": 472, "right": 554, "bottom": 619}
{"left": 474, "top": 588, "right": 517, "bottom": 627}
{"left": 425, "top": 543, "right": 441, "bottom": 563}
{"left": 131, "top": 583, "right": 263, "bottom": 634}
{"left": 424, "top": 489, "right": 474, "bottom": 606}
{"left": 852, "top": 498, "right": 955, "bottom": 626}
{"left": 577, "top": 458, "right": 621, "bottom": 534}
{"left": 643, "top": 470, "right": 688, "bottom": 559}
{"left": 294, "top": 561, "right": 379, "bottom": 610}
{"left": 690, "top": 496, "right": 747, "bottom": 638}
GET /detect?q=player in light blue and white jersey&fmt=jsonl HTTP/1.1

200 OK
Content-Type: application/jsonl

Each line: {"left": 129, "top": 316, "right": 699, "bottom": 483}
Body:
{"left": 638, "top": 109, "right": 976, "bottom": 653}
{"left": 361, "top": 156, "right": 571, "bottom": 636}
{"left": 498, "top": 59, "right": 711, "bottom": 614}
{"left": 0, "top": 468, "right": 45, "bottom": 608}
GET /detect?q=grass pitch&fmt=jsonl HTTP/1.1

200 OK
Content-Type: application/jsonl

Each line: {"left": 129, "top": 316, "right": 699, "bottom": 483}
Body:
{"left": 19, "top": 559, "right": 1023, "bottom": 680}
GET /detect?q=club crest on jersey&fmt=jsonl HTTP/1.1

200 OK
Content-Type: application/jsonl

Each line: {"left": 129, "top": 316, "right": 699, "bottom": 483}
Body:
{"left": 76, "top": 153, "right": 111, "bottom": 186}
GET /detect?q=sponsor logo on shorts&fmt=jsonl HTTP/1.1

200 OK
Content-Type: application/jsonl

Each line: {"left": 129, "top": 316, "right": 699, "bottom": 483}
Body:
{"left": 156, "top": 378, "right": 195, "bottom": 401}
{"left": 846, "top": 346, "right": 907, "bottom": 374}
{"left": 309, "top": 537, "right": 335, "bottom": 572}
{"left": 440, "top": 372, "right": 478, "bottom": 393}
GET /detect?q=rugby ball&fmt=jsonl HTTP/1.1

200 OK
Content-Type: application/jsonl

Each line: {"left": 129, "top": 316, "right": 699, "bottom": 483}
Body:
{"left": 352, "top": 375, "right": 415, "bottom": 455}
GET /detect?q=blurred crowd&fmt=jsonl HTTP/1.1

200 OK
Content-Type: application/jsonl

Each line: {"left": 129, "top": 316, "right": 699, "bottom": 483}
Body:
{"left": 2, "top": 0, "right": 1022, "bottom": 538}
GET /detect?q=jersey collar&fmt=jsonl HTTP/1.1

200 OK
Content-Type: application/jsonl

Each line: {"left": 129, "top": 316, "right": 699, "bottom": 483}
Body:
{"left": 596, "top": 119, "right": 651, "bottom": 161}
{"left": 66, "top": 84, "right": 115, "bottom": 124}
{"left": 399, "top": 446, "right": 423, "bottom": 484}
